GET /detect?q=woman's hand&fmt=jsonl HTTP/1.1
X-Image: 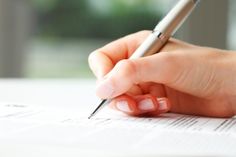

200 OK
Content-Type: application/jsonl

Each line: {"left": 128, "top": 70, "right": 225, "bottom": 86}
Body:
{"left": 88, "top": 30, "right": 236, "bottom": 117}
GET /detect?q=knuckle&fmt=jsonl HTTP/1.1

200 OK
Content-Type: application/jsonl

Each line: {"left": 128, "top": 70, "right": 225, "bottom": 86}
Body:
{"left": 137, "top": 30, "right": 151, "bottom": 35}
{"left": 116, "top": 59, "right": 137, "bottom": 79}
{"left": 136, "top": 30, "right": 151, "bottom": 43}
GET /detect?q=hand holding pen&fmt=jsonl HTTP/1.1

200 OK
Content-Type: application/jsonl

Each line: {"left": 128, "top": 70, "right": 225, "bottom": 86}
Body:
{"left": 89, "top": 0, "right": 236, "bottom": 118}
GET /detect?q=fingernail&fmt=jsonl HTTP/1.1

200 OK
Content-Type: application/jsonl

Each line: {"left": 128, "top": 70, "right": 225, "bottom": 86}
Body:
{"left": 157, "top": 98, "right": 168, "bottom": 111}
{"left": 116, "top": 101, "right": 132, "bottom": 112}
{"left": 138, "top": 99, "right": 155, "bottom": 111}
{"left": 96, "top": 79, "right": 114, "bottom": 98}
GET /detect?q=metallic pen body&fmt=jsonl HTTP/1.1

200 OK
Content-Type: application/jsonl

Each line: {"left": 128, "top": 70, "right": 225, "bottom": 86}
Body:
{"left": 88, "top": 0, "right": 200, "bottom": 119}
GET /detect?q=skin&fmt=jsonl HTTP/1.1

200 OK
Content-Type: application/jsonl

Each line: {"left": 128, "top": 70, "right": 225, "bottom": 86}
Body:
{"left": 88, "top": 30, "right": 236, "bottom": 118}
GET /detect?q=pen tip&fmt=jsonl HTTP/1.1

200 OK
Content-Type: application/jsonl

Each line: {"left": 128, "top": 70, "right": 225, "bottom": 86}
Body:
{"left": 88, "top": 114, "right": 93, "bottom": 119}
{"left": 88, "top": 99, "right": 108, "bottom": 119}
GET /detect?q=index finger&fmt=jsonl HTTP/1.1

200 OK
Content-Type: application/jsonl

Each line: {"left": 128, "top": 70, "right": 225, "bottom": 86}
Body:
{"left": 88, "top": 30, "right": 151, "bottom": 79}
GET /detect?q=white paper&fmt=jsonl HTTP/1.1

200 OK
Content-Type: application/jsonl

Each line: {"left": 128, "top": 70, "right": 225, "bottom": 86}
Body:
{"left": 0, "top": 80, "right": 235, "bottom": 157}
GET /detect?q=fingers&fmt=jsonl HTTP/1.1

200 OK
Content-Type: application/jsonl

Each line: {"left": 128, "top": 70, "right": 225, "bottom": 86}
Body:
{"left": 96, "top": 46, "right": 224, "bottom": 100}
{"left": 88, "top": 31, "right": 187, "bottom": 79}
{"left": 88, "top": 30, "right": 151, "bottom": 78}
{"left": 109, "top": 94, "right": 170, "bottom": 116}
{"left": 96, "top": 52, "right": 186, "bottom": 98}
{"left": 89, "top": 52, "right": 114, "bottom": 79}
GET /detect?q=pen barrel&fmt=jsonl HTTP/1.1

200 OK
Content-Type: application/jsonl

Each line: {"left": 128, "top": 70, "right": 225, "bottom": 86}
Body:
{"left": 154, "top": 0, "right": 198, "bottom": 37}
{"left": 130, "top": 31, "right": 168, "bottom": 59}
{"left": 130, "top": 0, "right": 199, "bottom": 59}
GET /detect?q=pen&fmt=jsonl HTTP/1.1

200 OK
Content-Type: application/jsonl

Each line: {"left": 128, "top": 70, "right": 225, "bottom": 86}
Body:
{"left": 88, "top": 0, "right": 200, "bottom": 119}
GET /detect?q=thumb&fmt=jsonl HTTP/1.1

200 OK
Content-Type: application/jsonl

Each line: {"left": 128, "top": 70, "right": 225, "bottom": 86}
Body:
{"left": 96, "top": 51, "right": 217, "bottom": 99}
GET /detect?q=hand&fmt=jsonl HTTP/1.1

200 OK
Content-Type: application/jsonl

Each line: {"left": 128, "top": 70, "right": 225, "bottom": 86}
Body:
{"left": 88, "top": 30, "right": 236, "bottom": 117}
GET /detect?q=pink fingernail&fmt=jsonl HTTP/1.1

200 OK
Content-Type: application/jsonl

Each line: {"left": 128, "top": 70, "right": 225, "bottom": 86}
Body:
{"left": 116, "top": 101, "right": 132, "bottom": 112}
{"left": 157, "top": 98, "right": 168, "bottom": 111}
{"left": 138, "top": 99, "right": 155, "bottom": 111}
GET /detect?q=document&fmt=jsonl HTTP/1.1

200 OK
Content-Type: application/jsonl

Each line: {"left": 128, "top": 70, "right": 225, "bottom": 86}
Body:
{"left": 0, "top": 103, "right": 236, "bottom": 157}
{"left": 0, "top": 80, "right": 235, "bottom": 157}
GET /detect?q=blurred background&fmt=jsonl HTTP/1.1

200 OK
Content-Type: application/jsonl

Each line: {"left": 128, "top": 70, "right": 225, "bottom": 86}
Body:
{"left": 0, "top": 0, "right": 234, "bottom": 78}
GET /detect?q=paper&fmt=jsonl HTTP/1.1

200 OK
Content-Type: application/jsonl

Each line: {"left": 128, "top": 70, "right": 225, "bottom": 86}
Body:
{"left": 0, "top": 80, "right": 236, "bottom": 157}
{"left": 0, "top": 103, "right": 236, "bottom": 157}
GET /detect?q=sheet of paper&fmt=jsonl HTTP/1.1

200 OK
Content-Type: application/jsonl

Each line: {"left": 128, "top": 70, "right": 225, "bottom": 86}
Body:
{"left": 0, "top": 103, "right": 236, "bottom": 157}
{"left": 0, "top": 80, "right": 235, "bottom": 157}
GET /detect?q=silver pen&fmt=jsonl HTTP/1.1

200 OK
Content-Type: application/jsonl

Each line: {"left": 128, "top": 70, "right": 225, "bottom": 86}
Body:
{"left": 88, "top": 0, "right": 200, "bottom": 119}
